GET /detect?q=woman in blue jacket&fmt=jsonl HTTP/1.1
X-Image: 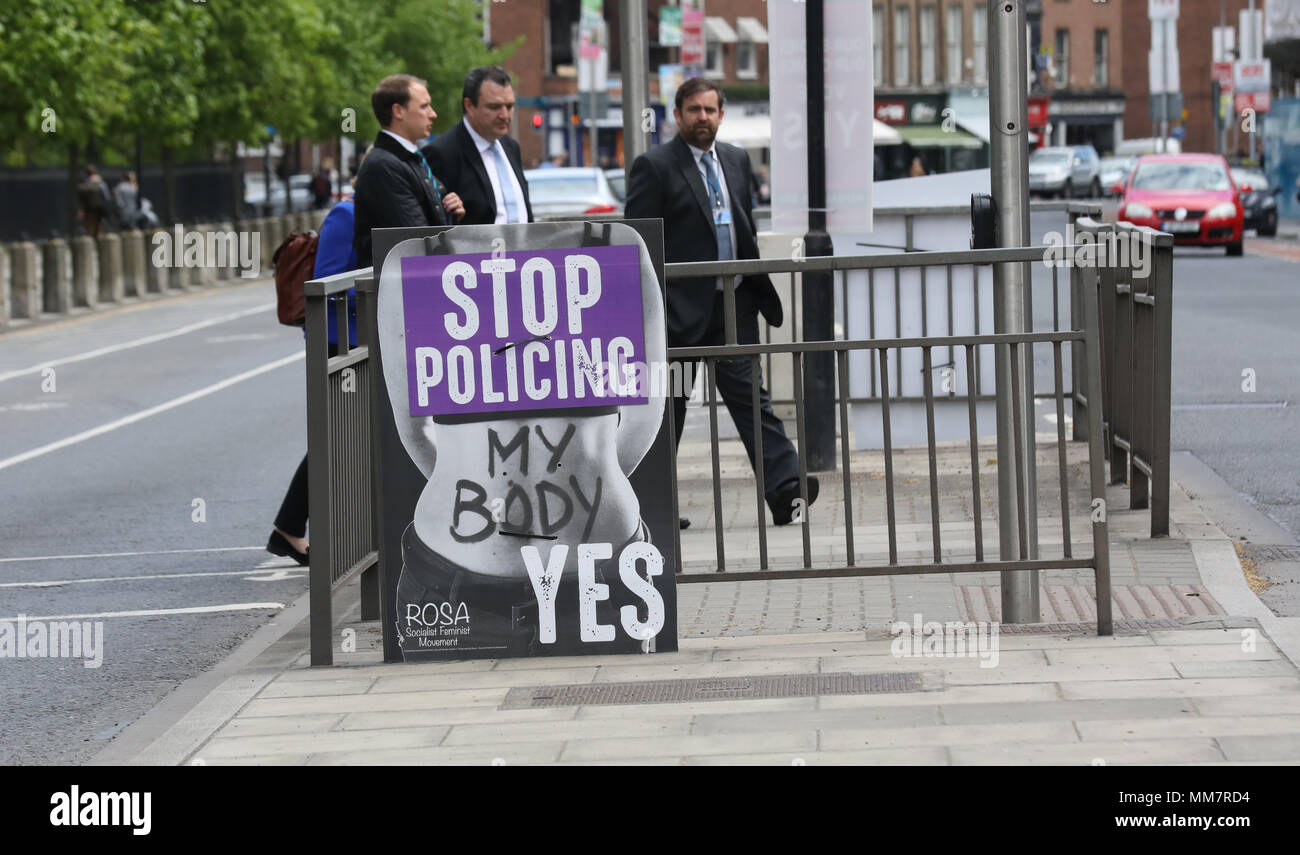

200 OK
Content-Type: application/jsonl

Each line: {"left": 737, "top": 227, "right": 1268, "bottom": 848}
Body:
{"left": 267, "top": 164, "right": 361, "bottom": 564}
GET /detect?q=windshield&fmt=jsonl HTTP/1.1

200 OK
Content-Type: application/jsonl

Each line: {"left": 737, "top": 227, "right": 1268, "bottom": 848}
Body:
{"left": 1131, "top": 161, "right": 1231, "bottom": 191}
{"left": 1231, "top": 169, "right": 1268, "bottom": 190}
{"left": 1100, "top": 157, "right": 1131, "bottom": 171}
{"left": 527, "top": 175, "right": 600, "bottom": 199}
{"left": 1031, "top": 152, "right": 1070, "bottom": 166}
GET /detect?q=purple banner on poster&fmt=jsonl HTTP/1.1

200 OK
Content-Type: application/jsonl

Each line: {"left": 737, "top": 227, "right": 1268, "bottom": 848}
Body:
{"left": 401, "top": 245, "right": 647, "bottom": 416}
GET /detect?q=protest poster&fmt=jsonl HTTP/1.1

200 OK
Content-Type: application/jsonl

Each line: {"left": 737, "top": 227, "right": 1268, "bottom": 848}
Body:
{"left": 370, "top": 221, "right": 679, "bottom": 662}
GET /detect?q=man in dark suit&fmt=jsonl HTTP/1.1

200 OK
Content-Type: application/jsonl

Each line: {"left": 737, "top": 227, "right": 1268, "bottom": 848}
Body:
{"left": 625, "top": 78, "right": 818, "bottom": 526}
{"left": 423, "top": 66, "right": 533, "bottom": 226}
{"left": 353, "top": 73, "right": 465, "bottom": 268}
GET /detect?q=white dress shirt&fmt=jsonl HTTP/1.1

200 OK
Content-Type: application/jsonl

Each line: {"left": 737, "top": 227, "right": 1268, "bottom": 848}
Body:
{"left": 464, "top": 119, "right": 528, "bottom": 224}
{"left": 381, "top": 129, "right": 420, "bottom": 154}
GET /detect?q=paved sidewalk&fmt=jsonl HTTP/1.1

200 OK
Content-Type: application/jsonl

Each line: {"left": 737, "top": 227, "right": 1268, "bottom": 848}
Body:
{"left": 107, "top": 423, "right": 1300, "bottom": 766}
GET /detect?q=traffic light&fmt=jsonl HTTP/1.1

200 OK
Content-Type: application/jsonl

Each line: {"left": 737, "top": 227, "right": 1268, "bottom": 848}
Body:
{"left": 571, "top": 102, "right": 581, "bottom": 126}
{"left": 531, "top": 112, "right": 543, "bottom": 131}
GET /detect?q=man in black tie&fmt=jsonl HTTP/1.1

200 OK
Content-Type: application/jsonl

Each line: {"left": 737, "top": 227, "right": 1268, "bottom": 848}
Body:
{"left": 423, "top": 66, "right": 533, "bottom": 226}
{"left": 353, "top": 73, "right": 465, "bottom": 269}
{"left": 625, "top": 77, "right": 817, "bottom": 526}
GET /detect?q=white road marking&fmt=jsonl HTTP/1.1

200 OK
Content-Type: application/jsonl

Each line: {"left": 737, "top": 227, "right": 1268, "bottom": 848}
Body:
{"left": 0, "top": 402, "right": 70, "bottom": 414}
{"left": 0, "top": 603, "right": 285, "bottom": 622}
{"left": 205, "top": 333, "right": 276, "bottom": 344}
{"left": 244, "top": 570, "right": 307, "bottom": 582}
{"left": 0, "top": 568, "right": 301, "bottom": 588}
{"left": 0, "top": 303, "right": 275, "bottom": 384}
{"left": 0, "top": 351, "right": 303, "bottom": 472}
{"left": 0, "top": 546, "right": 264, "bottom": 564}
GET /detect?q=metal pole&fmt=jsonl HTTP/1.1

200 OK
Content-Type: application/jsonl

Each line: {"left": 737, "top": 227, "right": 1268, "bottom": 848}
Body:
{"left": 620, "top": 0, "right": 651, "bottom": 174}
{"left": 988, "top": 0, "right": 1039, "bottom": 623}
{"left": 802, "top": 0, "right": 836, "bottom": 472}
{"left": 1248, "top": 0, "right": 1257, "bottom": 161}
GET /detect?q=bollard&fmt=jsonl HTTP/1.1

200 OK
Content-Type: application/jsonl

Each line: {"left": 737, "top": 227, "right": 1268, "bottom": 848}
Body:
{"left": 97, "top": 233, "right": 124, "bottom": 304}
{"left": 0, "top": 244, "right": 9, "bottom": 330}
{"left": 9, "top": 242, "right": 39, "bottom": 319}
{"left": 42, "top": 238, "right": 72, "bottom": 314}
{"left": 144, "top": 229, "right": 167, "bottom": 294}
{"left": 121, "top": 231, "right": 145, "bottom": 297}
{"left": 216, "top": 222, "right": 236, "bottom": 281}
{"left": 194, "top": 225, "right": 214, "bottom": 287}
{"left": 71, "top": 236, "right": 98, "bottom": 308}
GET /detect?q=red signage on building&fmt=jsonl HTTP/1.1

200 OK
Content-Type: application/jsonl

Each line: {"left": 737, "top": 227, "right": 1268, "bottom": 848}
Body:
{"left": 680, "top": 9, "right": 704, "bottom": 67}
{"left": 1235, "top": 91, "right": 1272, "bottom": 113}
{"left": 1027, "top": 96, "right": 1050, "bottom": 128}
{"left": 874, "top": 100, "right": 907, "bottom": 125}
{"left": 1211, "top": 62, "right": 1234, "bottom": 88}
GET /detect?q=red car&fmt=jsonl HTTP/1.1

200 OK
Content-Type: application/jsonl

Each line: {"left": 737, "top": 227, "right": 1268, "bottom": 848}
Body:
{"left": 1115, "top": 153, "right": 1244, "bottom": 256}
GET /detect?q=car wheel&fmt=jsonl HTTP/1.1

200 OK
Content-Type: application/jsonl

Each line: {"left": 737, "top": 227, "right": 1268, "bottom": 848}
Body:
{"left": 1259, "top": 212, "right": 1277, "bottom": 238}
{"left": 1063, "top": 180, "right": 1074, "bottom": 199}
{"left": 1226, "top": 241, "right": 1244, "bottom": 257}
{"left": 1089, "top": 178, "right": 1101, "bottom": 198}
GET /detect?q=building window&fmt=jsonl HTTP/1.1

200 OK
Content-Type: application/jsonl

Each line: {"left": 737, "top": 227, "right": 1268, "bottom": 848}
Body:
{"left": 1054, "top": 28, "right": 1069, "bottom": 87}
{"left": 894, "top": 6, "right": 911, "bottom": 86}
{"left": 705, "top": 40, "right": 723, "bottom": 78}
{"left": 945, "top": 5, "right": 962, "bottom": 84}
{"left": 920, "top": 6, "right": 936, "bottom": 86}
{"left": 873, "top": 6, "right": 884, "bottom": 83}
{"left": 972, "top": 4, "right": 987, "bottom": 84}
{"left": 1094, "top": 29, "right": 1109, "bottom": 87}
{"left": 548, "top": 0, "right": 579, "bottom": 75}
{"left": 737, "top": 39, "right": 756, "bottom": 78}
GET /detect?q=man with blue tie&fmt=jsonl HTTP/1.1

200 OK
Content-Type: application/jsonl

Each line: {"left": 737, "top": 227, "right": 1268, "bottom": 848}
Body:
{"left": 423, "top": 66, "right": 533, "bottom": 226}
{"left": 626, "top": 77, "right": 817, "bottom": 527}
{"left": 353, "top": 74, "right": 466, "bottom": 269}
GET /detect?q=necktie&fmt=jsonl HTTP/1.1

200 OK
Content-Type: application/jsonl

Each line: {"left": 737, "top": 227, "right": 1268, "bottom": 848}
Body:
{"left": 702, "top": 151, "right": 733, "bottom": 261}
{"left": 416, "top": 151, "right": 442, "bottom": 205}
{"left": 489, "top": 143, "right": 521, "bottom": 223}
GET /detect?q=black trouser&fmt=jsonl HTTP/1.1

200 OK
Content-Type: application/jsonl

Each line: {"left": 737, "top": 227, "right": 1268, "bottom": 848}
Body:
{"left": 273, "top": 342, "right": 339, "bottom": 538}
{"left": 671, "top": 289, "right": 800, "bottom": 504}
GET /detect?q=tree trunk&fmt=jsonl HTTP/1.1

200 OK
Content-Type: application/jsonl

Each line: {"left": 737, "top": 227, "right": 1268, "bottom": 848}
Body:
{"left": 161, "top": 146, "right": 176, "bottom": 226}
{"left": 66, "top": 142, "right": 79, "bottom": 238}
{"left": 229, "top": 142, "right": 244, "bottom": 225}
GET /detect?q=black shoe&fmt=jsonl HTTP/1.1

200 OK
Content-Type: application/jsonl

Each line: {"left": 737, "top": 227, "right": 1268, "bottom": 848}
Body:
{"left": 267, "top": 530, "right": 309, "bottom": 566}
{"left": 769, "top": 476, "right": 820, "bottom": 526}
{"left": 679, "top": 517, "right": 691, "bottom": 530}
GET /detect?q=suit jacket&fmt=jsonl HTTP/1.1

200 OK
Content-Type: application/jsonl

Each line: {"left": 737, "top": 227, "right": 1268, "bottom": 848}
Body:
{"left": 423, "top": 122, "right": 533, "bottom": 225}
{"left": 353, "top": 131, "right": 449, "bottom": 269}
{"left": 624, "top": 135, "right": 780, "bottom": 345}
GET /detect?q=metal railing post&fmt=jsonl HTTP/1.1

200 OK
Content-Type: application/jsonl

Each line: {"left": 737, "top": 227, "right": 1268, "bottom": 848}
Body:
{"left": 988, "top": 0, "right": 1039, "bottom": 622}
{"left": 357, "top": 277, "right": 381, "bottom": 621}
{"left": 1150, "top": 232, "right": 1174, "bottom": 536}
{"left": 305, "top": 285, "right": 334, "bottom": 667}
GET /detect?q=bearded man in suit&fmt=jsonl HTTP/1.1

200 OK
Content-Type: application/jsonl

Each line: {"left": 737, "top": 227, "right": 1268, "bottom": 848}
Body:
{"left": 423, "top": 66, "right": 533, "bottom": 226}
{"left": 625, "top": 77, "right": 818, "bottom": 527}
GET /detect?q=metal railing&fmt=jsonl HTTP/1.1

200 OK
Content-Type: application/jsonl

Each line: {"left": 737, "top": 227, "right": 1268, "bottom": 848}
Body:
{"left": 665, "top": 243, "right": 1113, "bottom": 635}
{"left": 1069, "top": 217, "right": 1174, "bottom": 536}
{"left": 305, "top": 270, "right": 380, "bottom": 666}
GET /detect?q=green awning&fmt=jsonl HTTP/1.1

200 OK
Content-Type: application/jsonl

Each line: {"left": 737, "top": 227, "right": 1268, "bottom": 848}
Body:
{"left": 895, "top": 124, "right": 986, "bottom": 149}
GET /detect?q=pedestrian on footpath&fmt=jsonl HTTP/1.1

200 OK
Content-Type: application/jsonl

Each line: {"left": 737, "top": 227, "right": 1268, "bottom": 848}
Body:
{"left": 352, "top": 73, "right": 465, "bottom": 269}
{"left": 422, "top": 66, "right": 533, "bottom": 225}
{"left": 625, "top": 77, "right": 818, "bottom": 528}
{"left": 267, "top": 157, "right": 365, "bottom": 565}
{"left": 113, "top": 172, "right": 139, "bottom": 230}
{"left": 76, "top": 165, "right": 113, "bottom": 237}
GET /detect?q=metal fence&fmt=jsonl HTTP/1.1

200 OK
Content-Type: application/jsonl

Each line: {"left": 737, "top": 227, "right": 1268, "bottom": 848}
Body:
{"left": 300, "top": 220, "right": 1149, "bottom": 662}
{"left": 305, "top": 270, "right": 379, "bottom": 666}
{"left": 664, "top": 244, "right": 1114, "bottom": 636}
{"left": 1069, "top": 217, "right": 1174, "bottom": 536}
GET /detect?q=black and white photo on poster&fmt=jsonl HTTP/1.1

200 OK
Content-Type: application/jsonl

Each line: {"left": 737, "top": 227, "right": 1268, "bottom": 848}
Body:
{"left": 372, "top": 220, "right": 679, "bottom": 662}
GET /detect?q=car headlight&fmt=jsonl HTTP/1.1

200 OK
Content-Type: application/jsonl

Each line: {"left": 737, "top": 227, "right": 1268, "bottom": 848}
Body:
{"left": 1207, "top": 202, "right": 1237, "bottom": 219}
{"left": 1124, "top": 202, "right": 1153, "bottom": 219}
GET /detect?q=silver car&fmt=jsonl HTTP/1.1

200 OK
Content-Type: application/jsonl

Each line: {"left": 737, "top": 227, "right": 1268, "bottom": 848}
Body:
{"left": 1098, "top": 156, "right": 1137, "bottom": 196}
{"left": 523, "top": 167, "right": 623, "bottom": 219}
{"left": 1028, "top": 145, "right": 1102, "bottom": 199}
